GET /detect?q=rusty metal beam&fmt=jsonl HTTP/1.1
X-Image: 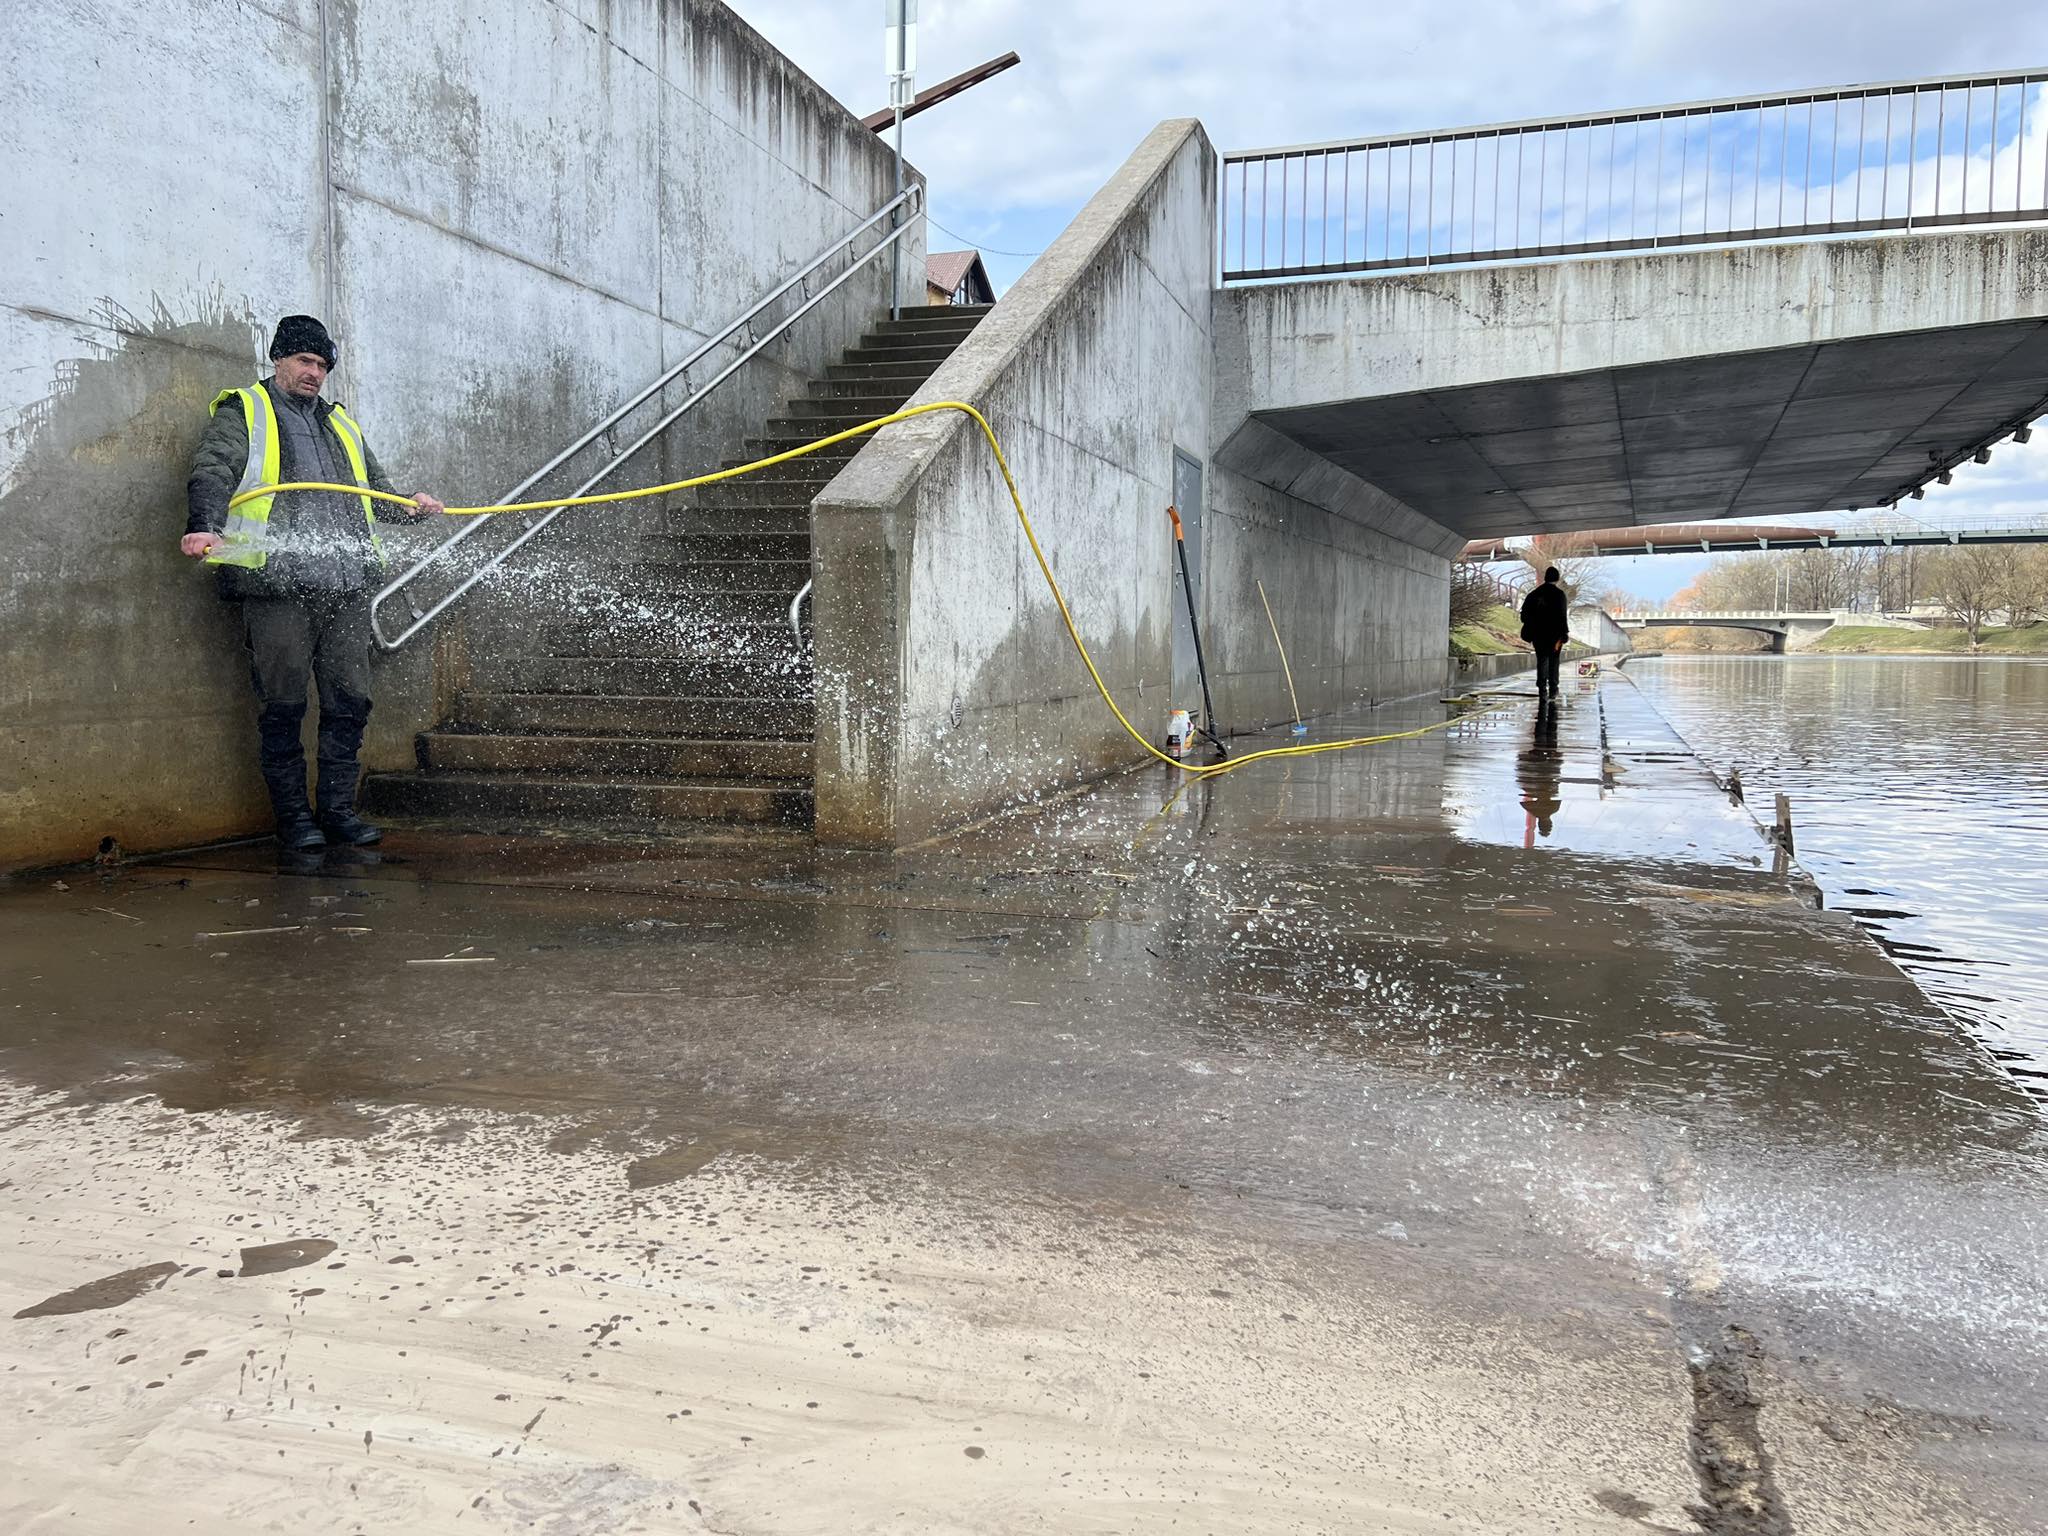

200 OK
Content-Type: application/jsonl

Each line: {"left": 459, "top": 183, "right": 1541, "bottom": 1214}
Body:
{"left": 862, "top": 51, "right": 1021, "bottom": 132}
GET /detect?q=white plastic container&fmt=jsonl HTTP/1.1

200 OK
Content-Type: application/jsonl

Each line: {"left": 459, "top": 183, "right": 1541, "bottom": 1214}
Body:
{"left": 1166, "top": 709, "right": 1192, "bottom": 757}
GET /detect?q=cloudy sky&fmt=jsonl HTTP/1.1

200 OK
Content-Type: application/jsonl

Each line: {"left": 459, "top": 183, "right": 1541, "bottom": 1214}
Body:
{"left": 734, "top": 2, "right": 2048, "bottom": 598}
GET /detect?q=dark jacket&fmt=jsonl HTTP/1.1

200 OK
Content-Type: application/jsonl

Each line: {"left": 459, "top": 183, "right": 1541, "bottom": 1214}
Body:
{"left": 186, "top": 378, "right": 419, "bottom": 599}
{"left": 1519, "top": 580, "right": 1571, "bottom": 648}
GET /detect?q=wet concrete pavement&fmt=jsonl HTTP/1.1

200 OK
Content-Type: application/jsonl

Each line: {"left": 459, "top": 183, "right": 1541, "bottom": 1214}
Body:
{"left": 3, "top": 670, "right": 2044, "bottom": 1533}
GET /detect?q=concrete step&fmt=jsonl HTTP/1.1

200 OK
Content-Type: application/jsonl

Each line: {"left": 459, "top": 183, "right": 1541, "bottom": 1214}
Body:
{"left": 843, "top": 342, "right": 956, "bottom": 366}
{"left": 418, "top": 728, "right": 810, "bottom": 780}
{"left": 456, "top": 691, "right": 814, "bottom": 739}
{"left": 723, "top": 452, "right": 848, "bottom": 487}
{"left": 684, "top": 482, "right": 817, "bottom": 513}
{"left": 587, "top": 556, "right": 812, "bottom": 590}
{"left": 628, "top": 527, "right": 810, "bottom": 559}
{"left": 739, "top": 435, "right": 861, "bottom": 462}
{"left": 645, "top": 503, "right": 809, "bottom": 534}
{"left": 609, "top": 566, "right": 811, "bottom": 602}
{"left": 495, "top": 654, "right": 811, "bottom": 698}
{"left": 824, "top": 358, "right": 942, "bottom": 386}
{"left": 550, "top": 583, "right": 808, "bottom": 624}
{"left": 868, "top": 309, "right": 987, "bottom": 335}
{"left": 797, "top": 380, "right": 926, "bottom": 407}
{"left": 763, "top": 413, "right": 881, "bottom": 440}
{"left": 537, "top": 616, "right": 801, "bottom": 657}
{"left": 365, "top": 769, "right": 813, "bottom": 827}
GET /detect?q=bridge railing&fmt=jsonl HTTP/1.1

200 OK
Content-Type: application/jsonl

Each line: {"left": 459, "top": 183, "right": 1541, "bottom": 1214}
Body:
{"left": 1221, "top": 68, "right": 2048, "bottom": 283}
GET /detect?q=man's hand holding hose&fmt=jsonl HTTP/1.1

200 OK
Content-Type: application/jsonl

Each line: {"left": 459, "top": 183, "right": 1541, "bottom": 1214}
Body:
{"left": 180, "top": 493, "right": 444, "bottom": 558}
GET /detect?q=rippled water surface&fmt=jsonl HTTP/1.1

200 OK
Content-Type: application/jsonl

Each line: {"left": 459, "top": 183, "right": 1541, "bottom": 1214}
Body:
{"left": 1626, "top": 655, "right": 2048, "bottom": 1096}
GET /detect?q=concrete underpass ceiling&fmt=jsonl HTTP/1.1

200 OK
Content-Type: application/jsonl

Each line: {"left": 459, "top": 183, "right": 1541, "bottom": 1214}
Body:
{"left": 1253, "top": 319, "right": 2048, "bottom": 540}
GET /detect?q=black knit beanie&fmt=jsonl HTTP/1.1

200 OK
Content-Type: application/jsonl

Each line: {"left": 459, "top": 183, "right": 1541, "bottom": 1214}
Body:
{"left": 269, "top": 314, "right": 337, "bottom": 366}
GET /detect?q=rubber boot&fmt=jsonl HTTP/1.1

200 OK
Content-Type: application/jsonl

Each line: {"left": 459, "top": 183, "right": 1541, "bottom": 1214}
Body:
{"left": 258, "top": 703, "right": 325, "bottom": 851}
{"left": 315, "top": 705, "right": 380, "bottom": 846}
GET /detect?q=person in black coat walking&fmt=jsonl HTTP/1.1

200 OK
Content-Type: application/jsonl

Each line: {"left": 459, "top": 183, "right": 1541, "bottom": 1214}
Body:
{"left": 1519, "top": 567, "right": 1571, "bottom": 699}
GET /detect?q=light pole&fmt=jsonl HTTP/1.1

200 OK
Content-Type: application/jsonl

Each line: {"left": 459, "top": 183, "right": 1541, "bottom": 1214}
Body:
{"left": 884, "top": 1, "right": 917, "bottom": 320}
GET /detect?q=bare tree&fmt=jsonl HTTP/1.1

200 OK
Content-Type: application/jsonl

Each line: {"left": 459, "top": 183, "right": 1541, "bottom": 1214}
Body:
{"left": 1517, "top": 533, "right": 1611, "bottom": 606}
{"left": 1677, "top": 554, "right": 1776, "bottom": 611}
{"left": 2000, "top": 546, "right": 2048, "bottom": 627}
{"left": 1449, "top": 563, "right": 1504, "bottom": 629}
{"left": 1922, "top": 545, "right": 2010, "bottom": 644}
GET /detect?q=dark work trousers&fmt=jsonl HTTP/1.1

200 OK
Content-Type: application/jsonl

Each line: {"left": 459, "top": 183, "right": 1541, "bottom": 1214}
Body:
{"left": 1534, "top": 642, "right": 1563, "bottom": 696}
{"left": 241, "top": 591, "right": 375, "bottom": 815}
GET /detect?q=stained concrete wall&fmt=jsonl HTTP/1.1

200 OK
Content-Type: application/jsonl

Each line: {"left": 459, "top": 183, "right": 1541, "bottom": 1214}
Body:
{"left": 1570, "top": 605, "right": 1636, "bottom": 656}
{"left": 811, "top": 119, "right": 1465, "bottom": 845}
{"left": 1203, "top": 451, "right": 1456, "bottom": 732}
{"left": 0, "top": 0, "right": 914, "bottom": 870}
{"left": 812, "top": 122, "right": 1216, "bottom": 846}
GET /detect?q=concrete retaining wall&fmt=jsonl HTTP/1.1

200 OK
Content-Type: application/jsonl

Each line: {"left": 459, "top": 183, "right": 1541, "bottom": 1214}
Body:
{"left": 1571, "top": 605, "right": 1636, "bottom": 656}
{"left": 811, "top": 121, "right": 1216, "bottom": 846}
{"left": 0, "top": 0, "right": 913, "bottom": 870}
{"left": 1203, "top": 458, "right": 1455, "bottom": 731}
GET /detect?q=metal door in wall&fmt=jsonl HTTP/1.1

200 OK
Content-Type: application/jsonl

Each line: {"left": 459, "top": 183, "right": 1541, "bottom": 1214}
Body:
{"left": 1170, "top": 449, "right": 1205, "bottom": 719}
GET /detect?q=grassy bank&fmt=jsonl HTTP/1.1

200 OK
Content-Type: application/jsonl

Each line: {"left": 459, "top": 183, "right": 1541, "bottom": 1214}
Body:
{"left": 1450, "top": 603, "right": 1525, "bottom": 659}
{"left": 1812, "top": 623, "right": 2048, "bottom": 655}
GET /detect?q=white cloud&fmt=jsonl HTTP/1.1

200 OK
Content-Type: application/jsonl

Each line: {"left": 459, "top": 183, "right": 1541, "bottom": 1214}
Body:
{"left": 734, "top": 2, "right": 2048, "bottom": 219}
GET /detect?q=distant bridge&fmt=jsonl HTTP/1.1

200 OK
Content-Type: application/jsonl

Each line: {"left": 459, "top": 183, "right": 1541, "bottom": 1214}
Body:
{"left": 1461, "top": 513, "right": 2048, "bottom": 563}
{"left": 1611, "top": 608, "right": 1929, "bottom": 652}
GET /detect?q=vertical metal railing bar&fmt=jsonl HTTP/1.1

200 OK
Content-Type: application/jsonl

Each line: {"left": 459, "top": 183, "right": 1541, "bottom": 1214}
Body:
{"left": 1881, "top": 94, "right": 1892, "bottom": 221}
{"left": 1654, "top": 112, "right": 1665, "bottom": 243}
{"left": 1447, "top": 137, "right": 1458, "bottom": 259}
{"left": 1752, "top": 105, "right": 1764, "bottom": 230}
{"left": 1631, "top": 119, "right": 1642, "bottom": 242}
{"left": 1341, "top": 148, "right": 1351, "bottom": 267}
{"left": 1306, "top": 151, "right": 1315, "bottom": 264}
{"left": 1388, "top": 145, "right": 1398, "bottom": 263}
{"left": 1775, "top": 102, "right": 1785, "bottom": 227}
{"left": 1964, "top": 84, "right": 1975, "bottom": 214}
{"left": 1318, "top": 153, "right": 1327, "bottom": 268}
{"left": 1514, "top": 131, "right": 1525, "bottom": 249}
{"left": 1234, "top": 160, "right": 1243, "bottom": 274}
{"left": 1801, "top": 97, "right": 1813, "bottom": 226}
{"left": 2011, "top": 80, "right": 2021, "bottom": 213}
{"left": 1605, "top": 120, "right": 1617, "bottom": 244}
{"left": 1424, "top": 138, "right": 1435, "bottom": 266}
{"left": 1701, "top": 111, "right": 1712, "bottom": 240}
{"left": 1278, "top": 154, "right": 1288, "bottom": 273}
{"left": 2041, "top": 80, "right": 2048, "bottom": 210}
{"left": 1907, "top": 89, "right": 1920, "bottom": 227}
{"left": 1935, "top": 87, "right": 1946, "bottom": 219}
{"left": 1841, "top": 98, "right": 1851, "bottom": 223}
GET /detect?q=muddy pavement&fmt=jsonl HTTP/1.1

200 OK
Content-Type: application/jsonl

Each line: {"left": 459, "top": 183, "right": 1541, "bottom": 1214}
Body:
{"left": 3, "top": 673, "right": 2044, "bottom": 1533}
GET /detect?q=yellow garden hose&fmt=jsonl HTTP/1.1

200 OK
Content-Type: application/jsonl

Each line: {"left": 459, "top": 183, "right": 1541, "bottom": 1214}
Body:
{"left": 227, "top": 401, "right": 1498, "bottom": 778}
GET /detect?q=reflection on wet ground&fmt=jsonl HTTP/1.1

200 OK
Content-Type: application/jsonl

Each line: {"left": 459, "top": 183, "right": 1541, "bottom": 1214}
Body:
{"left": 4, "top": 672, "right": 2046, "bottom": 1529}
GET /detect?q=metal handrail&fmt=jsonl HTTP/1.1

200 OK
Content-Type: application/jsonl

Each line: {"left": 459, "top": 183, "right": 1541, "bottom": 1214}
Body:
{"left": 1221, "top": 68, "right": 2048, "bottom": 283}
{"left": 788, "top": 579, "right": 813, "bottom": 645}
{"left": 370, "top": 185, "right": 923, "bottom": 650}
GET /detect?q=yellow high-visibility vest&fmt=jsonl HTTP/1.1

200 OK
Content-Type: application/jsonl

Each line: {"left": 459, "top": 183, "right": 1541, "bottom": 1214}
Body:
{"left": 206, "top": 383, "right": 386, "bottom": 570}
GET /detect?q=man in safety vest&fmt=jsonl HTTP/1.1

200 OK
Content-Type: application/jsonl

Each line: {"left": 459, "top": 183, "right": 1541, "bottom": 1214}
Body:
{"left": 182, "top": 315, "right": 445, "bottom": 851}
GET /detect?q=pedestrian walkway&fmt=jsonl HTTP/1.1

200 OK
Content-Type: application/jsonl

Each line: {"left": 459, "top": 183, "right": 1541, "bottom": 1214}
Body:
{"left": 2, "top": 675, "right": 2042, "bottom": 1533}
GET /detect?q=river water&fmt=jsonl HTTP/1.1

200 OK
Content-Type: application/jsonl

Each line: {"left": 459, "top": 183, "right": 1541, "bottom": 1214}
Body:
{"left": 1624, "top": 654, "right": 2048, "bottom": 1100}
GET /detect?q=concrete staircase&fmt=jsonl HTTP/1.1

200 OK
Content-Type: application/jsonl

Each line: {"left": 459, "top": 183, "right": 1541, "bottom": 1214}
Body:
{"left": 367, "top": 304, "right": 993, "bottom": 832}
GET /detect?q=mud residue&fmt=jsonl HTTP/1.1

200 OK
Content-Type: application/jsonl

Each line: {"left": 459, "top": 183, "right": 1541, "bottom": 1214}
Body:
{"left": 14, "top": 1261, "right": 179, "bottom": 1319}
{"left": 0, "top": 291, "right": 267, "bottom": 868}
{"left": 1686, "top": 1326, "right": 1795, "bottom": 1535}
{"left": 237, "top": 1238, "right": 338, "bottom": 1277}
